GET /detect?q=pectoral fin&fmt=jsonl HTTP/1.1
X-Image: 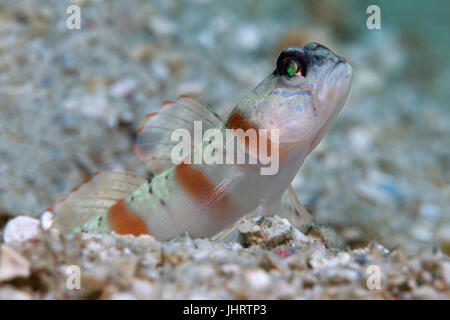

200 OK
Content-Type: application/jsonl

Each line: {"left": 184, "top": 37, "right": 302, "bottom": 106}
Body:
{"left": 212, "top": 184, "right": 312, "bottom": 241}
{"left": 265, "top": 185, "right": 312, "bottom": 229}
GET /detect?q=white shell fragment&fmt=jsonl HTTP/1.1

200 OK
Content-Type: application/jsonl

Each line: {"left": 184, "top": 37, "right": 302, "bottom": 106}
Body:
{"left": 3, "top": 216, "right": 42, "bottom": 244}
{"left": 237, "top": 215, "right": 310, "bottom": 249}
{"left": 245, "top": 269, "right": 271, "bottom": 291}
{"left": 0, "top": 245, "right": 31, "bottom": 282}
{"left": 40, "top": 211, "right": 54, "bottom": 231}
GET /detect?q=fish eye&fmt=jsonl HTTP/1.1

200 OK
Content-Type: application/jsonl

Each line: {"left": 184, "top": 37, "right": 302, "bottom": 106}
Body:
{"left": 283, "top": 58, "right": 301, "bottom": 77}
{"left": 276, "top": 49, "right": 308, "bottom": 78}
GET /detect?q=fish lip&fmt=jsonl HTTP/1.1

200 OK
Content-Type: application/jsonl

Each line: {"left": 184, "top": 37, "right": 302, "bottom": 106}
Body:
{"left": 314, "top": 59, "right": 352, "bottom": 108}
{"left": 327, "top": 58, "right": 347, "bottom": 80}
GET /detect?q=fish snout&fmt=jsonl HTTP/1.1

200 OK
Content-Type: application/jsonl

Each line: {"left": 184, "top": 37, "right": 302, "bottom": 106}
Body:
{"left": 304, "top": 42, "right": 345, "bottom": 66}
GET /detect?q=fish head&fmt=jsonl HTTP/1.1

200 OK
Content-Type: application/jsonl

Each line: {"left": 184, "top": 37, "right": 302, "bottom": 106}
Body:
{"left": 232, "top": 42, "right": 352, "bottom": 159}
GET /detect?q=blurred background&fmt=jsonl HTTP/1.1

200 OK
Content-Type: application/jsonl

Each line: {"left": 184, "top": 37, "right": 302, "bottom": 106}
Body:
{"left": 0, "top": 0, "right": 448, "bottom": 253}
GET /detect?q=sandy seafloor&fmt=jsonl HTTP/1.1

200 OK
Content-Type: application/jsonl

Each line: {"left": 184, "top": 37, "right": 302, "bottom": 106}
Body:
{"left": 0, "top": 0, "right": 449, "bottom": 299}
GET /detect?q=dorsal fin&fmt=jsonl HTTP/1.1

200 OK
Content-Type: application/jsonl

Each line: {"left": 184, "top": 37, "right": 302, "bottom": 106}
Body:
{"left": 134, "top": 95, "right": 222, "bottom": 173}
{"left": 48, "top": 171, "right": 145, "bottom": 233}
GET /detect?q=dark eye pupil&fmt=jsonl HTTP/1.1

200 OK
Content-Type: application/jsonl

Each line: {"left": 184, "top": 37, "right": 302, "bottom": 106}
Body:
{"left": 285, "top": 59, "right": 300, "bottom": 77}
{"left": 276, "top": 49, "right": 308, "bottom": 78}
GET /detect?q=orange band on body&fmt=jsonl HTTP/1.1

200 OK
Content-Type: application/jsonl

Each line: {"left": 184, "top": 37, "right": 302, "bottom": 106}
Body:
{"left": 108, "top": 199, "right": 151, "bottom": 236}
{"left": 175, "top": 162, "right": 232, "bottom": 218}
{"left": 226, "top": 109, "right": 285, "bottom": 158}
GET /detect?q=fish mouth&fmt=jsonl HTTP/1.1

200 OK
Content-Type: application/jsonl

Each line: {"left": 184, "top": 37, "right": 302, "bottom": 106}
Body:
{"left": 327, "top": 57, "right": 350, "bottom": 80}
{"left": 325, "top": 59, "right": 353, "bottom": 104}
{"left": 313, "top": 58, "right": 352, "bottom": 118}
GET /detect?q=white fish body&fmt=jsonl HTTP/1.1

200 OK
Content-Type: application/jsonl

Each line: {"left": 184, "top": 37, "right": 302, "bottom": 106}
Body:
{"left": 48, "top": 43, "right": 352, "bottom": 240}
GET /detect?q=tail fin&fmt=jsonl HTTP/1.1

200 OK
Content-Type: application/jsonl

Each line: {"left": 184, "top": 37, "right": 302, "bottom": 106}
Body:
{"left": 47, "top": 171, "right": 145, "bottom": 234}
